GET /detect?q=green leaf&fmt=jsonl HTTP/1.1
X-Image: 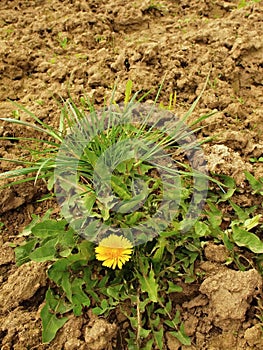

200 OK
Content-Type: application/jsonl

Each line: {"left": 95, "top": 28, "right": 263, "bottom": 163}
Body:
{"left": 31, "top": 219, "right": 67, "bottom": 239}
{"left": 153, "top": 328, "right": 163, "bottom": 349}
{"left": 41, "top": 289, "right": 70, "bottom": 343}
{"left": 138, "top": 268, "right": 158, "bottom": 302}
{"left": 47, "top": 174, "right": 55, "bottom": 190}
{"left": 173, "top": 310, "right": 181, "bottom": 325}
{"left": 116, "top": 182, "right": 149, "bottom": 214}
{"left": 18, "top": 210, "right": 53, "bottom": 237}
{"left": 150, "top": 314, "right": 161, "bottom": 328}
{"left": 232, "top": 225, "right": 263, "bottom": 254}
{"left": 165, "top": 299, "right": 172, "bottom": 314}
{"left": 124, "top": 79, "right": 133, "bottom": 105}
{"left": 167, "top": 281, "right": 183, "bottom": 293}
{"left": 71, "top": 278, "right": 90, "bottom": 315}
{"left": 194, "top": 221, "right": 210, "bottom": 237}
{"left": 169, "top": 324, "right": 191, "bottom": 346}
{"left": 217, "top": 175, "right": 236, "bottom": 203}
{"left": 48, "top": 259, "right": 72, "bottom": 302}
{"left": 244, "top": 215, "right": 261, "bottom": 231}
{"left": 83, "top": 270, "right": 99, "bottom": 302}
{"left": 111, "top": 175, "right": 131, "bottom": 200}
{"left": 141, "top": 338, "right": 154, "bottom": 350}
{"left": 222, "top": 231, "right": 235, "bottom": 251}
{"left": 230, "top": 201, "right": 249, "bottom": 221}
{"left": 139, "top": 327, "right": 151, "bottom": 338}
{"left": 106, "top": 284, "right": 123, "bottom": 300}
{"left": 83, "top": 192, "right": 97, "bottom": 212}
{"left": 41, "top": 303, "right": 68, "bottom": 343}
{"left": 15, "top": 238, "right": 38, "bottom": 266}
{"left": 152, "top": 236, "right": 167, "bottom": 263}
{"left": 124, "top": 211, "right": 145, "bottom": 225}
{"left": 57, "top": 227, "right": 76, "bottom": 252}
{"left": 29, "top": 238, "right": 58, "bottom": 262}
{"left": 164, "top": 319, "right": 174, "bottom": 328}
{"left": 78, "top": 240, "right": 95, "bottom": 260}
{"left": 138, "top": 163, "right": 154, "bottom": 175}
{"left": 219, "top": 174, "right": 236, "bottom": 188}
{"left": 245, "top": 171, "right": 263, "bottom": 194}
{"left": 250, "top": 157, "right": 263, "bottom": 163}
{"left": 92, "top": 299, "right": 109, "bottom": 316}
{"left": 83, "top": 149, "right": 98, "bottom": 166}
{"left": 18, "top": 215, "right": 41, "bottom": 237}
{"left": 206, "top": 203, "right": 222, "bottom": 228}
{"left": 164, "top": 310, "right": 181, "bottom": 328}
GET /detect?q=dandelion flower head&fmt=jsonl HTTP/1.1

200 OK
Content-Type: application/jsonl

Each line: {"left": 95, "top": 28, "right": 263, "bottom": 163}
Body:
{"left": 95, "top": 234, "right": 133, "bottom": 269}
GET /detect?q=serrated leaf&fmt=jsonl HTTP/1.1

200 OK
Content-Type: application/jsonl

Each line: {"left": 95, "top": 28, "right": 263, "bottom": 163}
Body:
{"left": 206, "top": 203, "right": 222, "bottom": 228}
{"left": 83, "top": 149, "right": 98, "bottom": 166}
{"left": 230, "top": 200, "right": 249, "bottom": 221}
{"left": 173, "top": 310, "right": 181, "bottom": 325}
{"left": 152, "top": 236, "right": 166, "bottom": 263}
{"left": 194, "top": 221, "right": 210, "bottom": 237}
{"left": 164, "top": 319, "right": 175, "bottom": 328}
{"left": 57, "top": 227, "right": 76, "bottom": 251}
{"left": 92, "top": 300, "right": 109, "bottom": 316}
{"left": 106, "top": 284, "right": 123, "bottom": 300}
{"left": 18, "top": 215, "right": 41, "bottom": 237}
{"left": 138, "top": 268, "right": 158, "bottom": 302}
{"left": 124, "top": 211, "right": 145, "bottom": 225}
{"left": 244, "top": 171, "right": 263, "bottom": 194}
{"left": 41, "top": 289, "right": 70, "bottom": 343}
{"left": 48, "top": 259, "right": 72, "bottom": 302}
{"left": 15, "top": 238, "right": 38, "bottom": 266}
{"left": 169, "top": 324, "right": 191, "bottom": 346}
{"left": 71, "top": 278, "right": 90, "bottom": 315}
{"left": 47, "top": 173, "right": 54, "bottom": 191}
{"left": 232, "top": 225, "right": 263, "bottom": 253}
{"left": 139, "top": 327, "right": 151, "bottom": 338}
{"left": 116, "top": 182, "right": 149, "bottom": 214}
{"left": 153, "top": 328, "right": 163, "bottom": 349}
{"left": 83, "top": 192, "right": 97, "bottom": 212}
{"left": 29, "top": 238, "right": 58, "bottom": 262}
{"left": 150, "top": 314, "right": 161, "bottom": 328}
{"left": 218, "top": 187, "right": 236, "bottom": 202}
{"left": 141, "top": 338, "right": 154, "bottom": 350}
{"left": 78, "top": 240, "right": 95, "bottom": 260}
{"left": 41, "top": 303, "right": 68, "bottom": 343}
{"left": 155, "top": 308, "right": 166, "bottom": 315}
{"left": 165, "top": 299, "right": 172, "bottom": 314}
{"left": 168, "top": 281, "right": 183, "bottom": 293}
{"left": 164, "top": 310, "right": 181, "bottom": 328}
{"left": 18, "top": 210, "right": 53, "bottom": 237}
{"left": 111, "top": 175, "right": 131, "bottom": 200}
{"left": 31, "top": 219, "right": 67, "bottom": 239}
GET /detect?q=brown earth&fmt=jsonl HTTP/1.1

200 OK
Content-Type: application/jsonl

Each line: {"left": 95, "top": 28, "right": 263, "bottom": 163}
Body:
{"left": 0, "top": 0, "right": 263, "bottom": 349}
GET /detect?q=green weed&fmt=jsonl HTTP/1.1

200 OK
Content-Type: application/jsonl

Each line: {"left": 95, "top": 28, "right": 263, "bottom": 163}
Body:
{"left": 237, "top": 0, "right": 262, "bottom": 8}
{"left": 57, "top": 32, "right": 68, "bottom": 49}
{"left": 1, "top": 80, "right": 262, "bottom": 348}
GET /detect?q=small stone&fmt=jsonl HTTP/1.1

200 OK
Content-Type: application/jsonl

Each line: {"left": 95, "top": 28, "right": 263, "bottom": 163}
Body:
{"left": 244, "top": 325, "right": 263, "bottom": 347}
{"left": 204, "top": 243, "right": 228, "bottom": 263}
{"left": 84, "top": 318, "right": 117, "bottom": 350}
{"left": 0, "top": 243, "right": 15, "bottom": 265}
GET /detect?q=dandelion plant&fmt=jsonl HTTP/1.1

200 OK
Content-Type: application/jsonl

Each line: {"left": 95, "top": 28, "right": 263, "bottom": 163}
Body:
{"left": 0, "top": 80, "right": 218, "bottom": 348}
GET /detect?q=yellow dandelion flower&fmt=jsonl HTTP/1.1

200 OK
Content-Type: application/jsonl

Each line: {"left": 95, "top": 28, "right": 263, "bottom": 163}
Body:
{"left": 95, "top": 234, "right": 133, "bottom": 269}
